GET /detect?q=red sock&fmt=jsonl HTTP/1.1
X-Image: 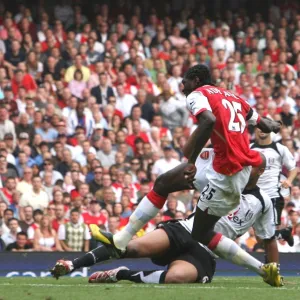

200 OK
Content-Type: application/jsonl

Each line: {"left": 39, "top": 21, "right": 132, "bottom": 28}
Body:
{"left": 147, "top": 190, "right": 167, "bottom": 209}
{"left": 207, "top": 233, "right": 223, "bottom": 251}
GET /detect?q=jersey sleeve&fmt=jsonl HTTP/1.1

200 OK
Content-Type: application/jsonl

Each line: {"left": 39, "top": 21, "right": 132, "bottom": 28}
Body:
{"left": 186, "top": 91, "right": 212, "bottom": 117}
{"left": 280, "top": 145, "right": 296, "bottom": 171}
{"left": 253, "top": 193, "right": 275, "bottom": 239}
{"left": 246, "top": 107, "right": 261, "bottom": 126}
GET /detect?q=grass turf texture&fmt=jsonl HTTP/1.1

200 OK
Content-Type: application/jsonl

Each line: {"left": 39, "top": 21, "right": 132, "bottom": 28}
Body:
{"left": 0, "top": 277, "right": 300, "bottom": 300}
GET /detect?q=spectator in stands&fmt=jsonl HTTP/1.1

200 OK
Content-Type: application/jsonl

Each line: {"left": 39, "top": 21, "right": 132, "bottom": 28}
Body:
{"left": 36, "top": 116, "right": 58, "bottom": 143}
{"left": 213, "top": 24, "right": 235, "bottom": 60}
{"left": 0, "top": 177, "right": 16, "bottom": 205}
{"left": 0, "top": 156, "right": 18, "bottom": 186}
{"left": 64, "top": 54, "right": 90, "bottom": 83}
{"left": 107, "top": 216, "right": 120, "bottom": 234}
{"left": 91, "top": 72, "right": 114, "bottom": 106}
{"left": 0, "top": 106, "right": 16, "bottom": 145}
{"left": 159, "top": 82, "right": 189, "bottom": 131}
{"left": 40, "top": 159, "right": 63, "bottom": 185}
{"left": 115, "top": 84, "right": 137, "bottom": 117}
{"left": 6, "top": 231, "right": 32, "bottom": 252}
{"left": 15, "top": 150, "right": 36, "bottom": 178}
{"left": 135, "top": 89, "right": 155, "bottom": 123}
{"left": 58, "top": 208, "right": 90, "bottom": 252}
{"left": 55, "top": 149, "right": 73, "bottom": 177}
{"left": 130, "top": 105, "right": 150, "bottom": 132}
{"left": 1, "top": 208, "right": 15, "bottom": 234}
{"left": 27, "top": 209, "right": 43, "bottom": 241}
{"left": 293, "top": 223, "right": 300, "bottom": 252}
{"left": 88, "top": 166, "right": 103, "bottom": 194}
{"left": 52, "top": 204, "right": 67, "bottom": 232}
{"left": 125, "top": 120, "right": 149, "bottom": 151}
{"left": 96, "top": 138, "right": 116, "bottom": 168}
{"left": 291, "top": 186, "right": 300, "bottom": 210}
{"left": 288, "top": 210, "right": 300, "bottom": 235}
{"left": 67, "top": 100, "right": 95, "bottom": 137}
{"left": 16, "top": 167, "right": 33, "bottom": 195}
{"left": 68, "top": 69, "right": 87, "bottom": 99}
{"left": 151, "top": 146, "right": 180, "bottom": 180}
{"left": 16, "top": 113, "right": 35, "bottom": 144}
{"left": 33, "top": 215, "right": 62, "bottom": 251}
{"left": 5, "top": 40, "right": 25, "bottom": 67}
{"left": 1, "top": 217, "right": 21, "bottom": 247}
{"left": 11, "top": 68, "right": 37, "bottom": 96}
{"left": 82, "top": 200, "right": 106, "bottom": 226}
{"left": 19, "top": 205, "right": 34, "bottom": 233}
{"left": 20, "top": 176, "right": 49, "bottom": 211}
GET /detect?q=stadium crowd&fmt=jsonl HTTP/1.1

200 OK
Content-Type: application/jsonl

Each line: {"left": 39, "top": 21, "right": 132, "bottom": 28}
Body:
{"left": 0, "top": 0, "right": 299, "bottom": 254}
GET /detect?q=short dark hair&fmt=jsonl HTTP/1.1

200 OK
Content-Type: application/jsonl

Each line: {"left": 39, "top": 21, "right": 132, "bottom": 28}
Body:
{"left": 184, "top": 64, "right": 212, "bottom": 86}
{"left": 8, "top": 217, "right": 18, "bottom": 225}
{"left": 4, "top": 208, "right": 14, "bottom": 215}
{"left": 17, "top": 231, "right": 28, "bottom": 238}
{"left": 33, "top": 209, "right": 43, "bottom": 217}
{"left": 70, "top": 208, "right": 80, "bottom": 215}
{"left": 55, "top": 179, "right": 64, "bottom": 187}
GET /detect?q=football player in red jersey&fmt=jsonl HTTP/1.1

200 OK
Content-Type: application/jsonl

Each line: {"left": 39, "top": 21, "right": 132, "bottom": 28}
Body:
{"left": 181, "top": 64, "right": 282, "bottom": 286}
{"left": 84, "top": 65, "right": 282, "bottom": 286}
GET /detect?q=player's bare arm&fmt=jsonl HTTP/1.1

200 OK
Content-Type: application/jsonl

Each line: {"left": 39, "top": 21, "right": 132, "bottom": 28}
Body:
{"left": 183, "top": 111, "right": 216, "bottom": 164}
{"left": 281, "top": 167, "right": 298, "bottom": 188}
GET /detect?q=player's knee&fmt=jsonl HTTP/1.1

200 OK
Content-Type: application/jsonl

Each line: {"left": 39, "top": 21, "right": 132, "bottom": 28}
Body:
{"left": 191, "top": 230, "right": 204, "bottom": 244}
{"left": 165, "top": 270, "right": 196, "bottom": 284}
{"left": 126, "top": 241, "right": 141, "bottom": 258}
{"left": 191, "top": 230, "right": 212, "bottom": 246}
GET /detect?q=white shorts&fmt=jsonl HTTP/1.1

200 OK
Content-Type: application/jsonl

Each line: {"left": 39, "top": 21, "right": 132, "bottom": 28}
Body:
{"left": 197, "top": 163, "right": 251, "bottom": 217}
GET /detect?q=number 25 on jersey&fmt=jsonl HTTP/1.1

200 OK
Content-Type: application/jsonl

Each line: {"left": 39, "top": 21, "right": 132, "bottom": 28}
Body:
{"left": 222, "top": 99, "right": 246, "bottom": 133}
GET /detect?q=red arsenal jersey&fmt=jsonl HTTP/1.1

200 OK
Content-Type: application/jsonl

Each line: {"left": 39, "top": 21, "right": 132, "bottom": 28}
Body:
{"left": 186, "top": 85, "right": 262, "bottom": 175}
{"left": 82, "top": 212, "right": 107, "bottom": 226}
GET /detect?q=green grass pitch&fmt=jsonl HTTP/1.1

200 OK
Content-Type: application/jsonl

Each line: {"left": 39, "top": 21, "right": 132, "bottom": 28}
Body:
{"left": 0, "top": 277, "right": 300, "bottom": 300}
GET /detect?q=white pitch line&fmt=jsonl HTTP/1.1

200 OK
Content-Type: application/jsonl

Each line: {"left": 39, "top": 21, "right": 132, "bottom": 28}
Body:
{"left": 0, "top": 283, "right": 298, "bottom": 290}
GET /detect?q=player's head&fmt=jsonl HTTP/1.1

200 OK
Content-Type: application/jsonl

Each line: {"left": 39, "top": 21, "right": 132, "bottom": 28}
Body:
{"left": 255, "top": 127, "right": 271, "bottom": 142}
{"left": 182, "top": 65, "right": 212, "bottom": 96}
{"left": 182, "top": 64, "right": 212, "bottom": 97}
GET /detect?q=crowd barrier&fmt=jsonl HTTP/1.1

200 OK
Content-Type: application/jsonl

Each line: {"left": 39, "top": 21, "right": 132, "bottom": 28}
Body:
{"left": 0, "top": 252, "right": 299, "bottom": 277}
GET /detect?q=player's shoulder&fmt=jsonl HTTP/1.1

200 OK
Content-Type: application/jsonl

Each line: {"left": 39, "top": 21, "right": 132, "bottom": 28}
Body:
{"left": 186, "top": 89, "right": 207, "bottom": 101}
{"left": 274, "top": 142, "right": 290, "bottom": 154}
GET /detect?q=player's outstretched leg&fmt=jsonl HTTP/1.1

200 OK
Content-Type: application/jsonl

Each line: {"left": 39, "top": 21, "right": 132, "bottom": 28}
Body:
{"left": 192, "top": 207, "right": 283, "bottom": 287}
{"left": 90, "top": 162, "right": 196, "bottom": 251}
{"left": 89, "top": 260, "right": 200, "bottom": 284}
{"left": 89, "top": 268, "right": 167, "bottom": 284}
{"left": 52, "top": 228, "right": 172, "bottom": 279}
{"left": 51, "top": 245, "right": 113, "bottom": 279}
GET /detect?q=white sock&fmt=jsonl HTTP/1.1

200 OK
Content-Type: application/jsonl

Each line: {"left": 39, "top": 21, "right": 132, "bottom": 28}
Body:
{"left": 213, "top": 236, "right": 264, "bottom": 276}
{"left": 113, "top": 196, "right": 159, "bottom": 250}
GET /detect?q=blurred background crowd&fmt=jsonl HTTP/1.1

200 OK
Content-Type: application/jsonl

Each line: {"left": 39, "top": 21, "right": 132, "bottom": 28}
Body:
{"left": 0, "top": 0, "right": 299, "bottom": 254}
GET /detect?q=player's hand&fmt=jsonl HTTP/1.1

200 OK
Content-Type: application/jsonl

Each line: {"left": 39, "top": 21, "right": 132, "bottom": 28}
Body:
{"left": 259, "top": 118, "right": 282, "bottom": 134}
{"left": 281, "top": 179, "right": 292, "bottom": 189}
{"left": 184, "top": 163, "right": 197, "bottom": 188}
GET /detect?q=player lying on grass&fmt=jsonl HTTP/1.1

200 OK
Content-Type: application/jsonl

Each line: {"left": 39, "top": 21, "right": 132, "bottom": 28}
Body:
{"left": 51, "top": 150, "right": 282, "bottom": 285}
